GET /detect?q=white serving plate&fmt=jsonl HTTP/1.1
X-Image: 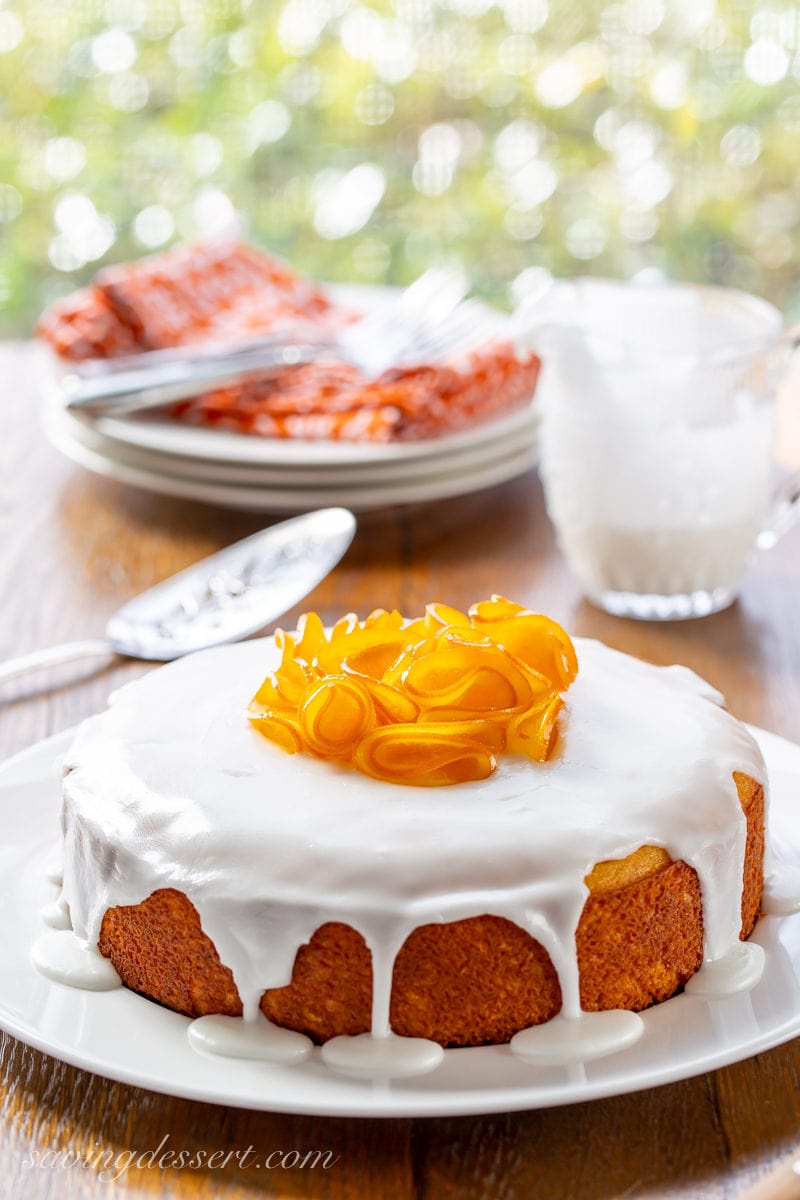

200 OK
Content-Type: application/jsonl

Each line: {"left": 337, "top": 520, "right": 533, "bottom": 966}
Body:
{"left": 46, "top": 400, "right": 539, "bottom": 488}
{"left": 43, "top": 406, "right": 538, "bottom": 512}
{"left": 0, "top": 726, "right": 798, "bottom": 1117}
{"left": 89, "top": 401, "right": 538, "bottom": 470}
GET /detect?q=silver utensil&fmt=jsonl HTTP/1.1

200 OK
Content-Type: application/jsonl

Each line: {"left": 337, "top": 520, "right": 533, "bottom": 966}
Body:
{"left": 0, "top": 507, "right": 356, "bottom": 686}
{"left": 63, "top": 267, "right": 470, "bottom": 418}
{"left": 62, "top": 340, "right": 332, "bottom": 417}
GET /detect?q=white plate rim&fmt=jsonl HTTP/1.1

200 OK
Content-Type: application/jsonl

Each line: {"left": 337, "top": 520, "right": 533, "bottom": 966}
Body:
{"left": 90, "top": 403, "right": 538, "bottom": 468}
{"left": 47, "top": 402, "right": 539, "bottom": 488}
{"left": 43, "top": 411, "right": 538, "bottom": 513}
{"left": 0, "top": 724, "right": 798, "bottom": 1118}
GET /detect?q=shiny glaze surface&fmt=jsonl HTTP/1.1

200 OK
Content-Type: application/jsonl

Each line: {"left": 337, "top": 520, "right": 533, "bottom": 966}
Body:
{"left": 2, "top": 342, "right": 800, "bottom": 1197}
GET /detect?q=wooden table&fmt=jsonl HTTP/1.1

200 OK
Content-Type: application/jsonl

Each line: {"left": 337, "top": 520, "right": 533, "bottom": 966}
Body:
{"left": 2, "top": 341, "right": 799, "bottom": 1200}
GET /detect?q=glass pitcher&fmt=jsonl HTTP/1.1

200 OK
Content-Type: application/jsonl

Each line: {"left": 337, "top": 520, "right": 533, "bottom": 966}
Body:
{"left": 520, "top": 278, "right": 800, "bottom": 620}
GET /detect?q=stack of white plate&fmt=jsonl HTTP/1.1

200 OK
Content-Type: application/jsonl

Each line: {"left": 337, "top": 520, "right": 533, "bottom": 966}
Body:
{"left": 43, "top": 398, "right": 538, "bottom": 513}
{"left": 39, "top": 277, "right": 540, "bottom": 512}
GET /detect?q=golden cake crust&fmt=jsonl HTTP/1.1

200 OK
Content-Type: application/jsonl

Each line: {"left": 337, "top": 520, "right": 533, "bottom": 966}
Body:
{"left": 97, "top": 772, "right": 764, "bottom": 1048}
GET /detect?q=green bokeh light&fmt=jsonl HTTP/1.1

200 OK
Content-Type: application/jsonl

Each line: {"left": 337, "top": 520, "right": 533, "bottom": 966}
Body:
{"left": 1, "top": 0, "right": 799, "bottom": 334}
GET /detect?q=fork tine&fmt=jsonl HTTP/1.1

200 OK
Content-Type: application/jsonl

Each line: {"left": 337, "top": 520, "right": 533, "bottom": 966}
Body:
{"left": 348, "top": 265, "right": 467, "bottom": 342}
{"left": 404, "top": 299, "right": 500, "bottom": 364}
{"left": 397, "top": 265, "right": 469, "bottom": 321}
{"left": 339, "top": 265, "right": 469, "bottom": 374}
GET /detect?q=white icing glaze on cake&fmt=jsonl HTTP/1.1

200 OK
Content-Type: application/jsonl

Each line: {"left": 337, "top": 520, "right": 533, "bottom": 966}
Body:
{"left": 188, "top": 1014, "right": 312, "bottom": 1064}
{"left": 31, "top": 929, "right": 122, "bottom": 991}
{"left": 40, "top": 896, "right": 71, "bottom": 930}
{"left": 320, "top": 1031, "right": 444, "bottom": 1077}
{"left": 683, "top": 941, "right": 765, "bottom": 998}
{"left": 510, "top": 1009, "right": 644, "bottom": 1065}
{"left": 54, "top": 636, "right": 767, "bottom": 1062}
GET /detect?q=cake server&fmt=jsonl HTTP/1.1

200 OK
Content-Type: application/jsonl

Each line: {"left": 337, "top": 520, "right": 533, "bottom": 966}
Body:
{"left": 0, "top": 507, "right": 356, "bottom": 685}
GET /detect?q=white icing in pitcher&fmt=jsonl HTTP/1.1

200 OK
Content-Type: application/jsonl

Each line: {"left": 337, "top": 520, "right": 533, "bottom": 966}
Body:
{"left": 51, "top": 636, "right": 770, "bottom": 1069}
{"left": 533, "top": 279, "right": 781, "bottom": 609}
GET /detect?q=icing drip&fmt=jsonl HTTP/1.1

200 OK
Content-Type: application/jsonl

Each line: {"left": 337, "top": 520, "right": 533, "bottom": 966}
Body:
{"left": 44, "top": 859, "right": 63, "bottom": 887}
{"left": 760, "top": 885, "right": 800, "bottom": 916}
{"left": 510, "top": 1010, "right": 644, "bottom": 1065}
{"left": 366, "top": 924, "right": 410, "bottom": 1040}
{"left": 187, "top": 1014, "right": 311, "bottom": 1064}
{"left": 55, "top": 635, "right": 769, "bottom": 1066}
{"left": 32, "top": 930, "right": 121, "bottom": 991}
{"left": 321, "top": 1033, "right": 444, "bottom": 1078}
{"left": 40, "top": 897, "right": 71, "bottom": 930}
{"left": 684, "top": 942, "right": 765, "bottom": 998}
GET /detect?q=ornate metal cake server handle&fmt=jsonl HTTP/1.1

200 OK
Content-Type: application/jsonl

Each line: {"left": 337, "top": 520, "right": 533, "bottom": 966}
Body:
{"left": 0, "top": 507, "right": 356, "bottom": 685}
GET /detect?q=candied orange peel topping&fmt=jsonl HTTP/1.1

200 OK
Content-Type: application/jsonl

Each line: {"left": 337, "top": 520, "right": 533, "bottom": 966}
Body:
{"left": 248, "top": 596, "right": 578, "bottom": 786}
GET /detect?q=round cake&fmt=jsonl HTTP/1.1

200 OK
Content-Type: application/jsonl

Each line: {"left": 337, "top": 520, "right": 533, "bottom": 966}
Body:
{"left": 55, "top": 606, "right": 766, "bottom": 1055}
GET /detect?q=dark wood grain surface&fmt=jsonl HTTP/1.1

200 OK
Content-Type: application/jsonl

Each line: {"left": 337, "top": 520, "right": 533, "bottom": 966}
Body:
{"left": 1, "top": 342, "right": 799, "bottom": 1199}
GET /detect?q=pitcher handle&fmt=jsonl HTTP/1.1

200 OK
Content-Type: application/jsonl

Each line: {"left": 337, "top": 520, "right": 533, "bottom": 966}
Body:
{"left": 757, "top": 475, "right": 800, "bottom": 550}
{"left": 757, "top": 325, "right": 800, "bottom": 550}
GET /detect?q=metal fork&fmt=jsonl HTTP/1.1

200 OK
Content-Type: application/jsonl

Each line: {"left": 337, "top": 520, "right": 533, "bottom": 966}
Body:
{"left": 62, "top": 266, "right": 470, "bottom": 418}
{"left": 407, "top": 298, "right": 507, "bottom": 365}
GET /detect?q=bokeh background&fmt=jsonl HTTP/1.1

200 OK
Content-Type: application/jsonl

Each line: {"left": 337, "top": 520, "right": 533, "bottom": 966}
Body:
{"left": 1, "top": 0, "right": 799, "bottom": 334}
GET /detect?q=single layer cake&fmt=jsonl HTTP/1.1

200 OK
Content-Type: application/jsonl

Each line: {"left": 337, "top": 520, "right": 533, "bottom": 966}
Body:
{"left": 59, "top": 629, "right": 766, "bottom": 1050}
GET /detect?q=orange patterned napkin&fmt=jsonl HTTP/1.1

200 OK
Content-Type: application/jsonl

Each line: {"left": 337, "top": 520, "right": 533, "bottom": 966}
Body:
{"left": 38, "top": 241, "right": 540, "bottom": 442}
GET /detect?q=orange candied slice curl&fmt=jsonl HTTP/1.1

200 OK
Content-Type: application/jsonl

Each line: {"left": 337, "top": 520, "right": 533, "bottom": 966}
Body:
{"left": 248, "top": 595, "right": 578, "bottom": 786}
